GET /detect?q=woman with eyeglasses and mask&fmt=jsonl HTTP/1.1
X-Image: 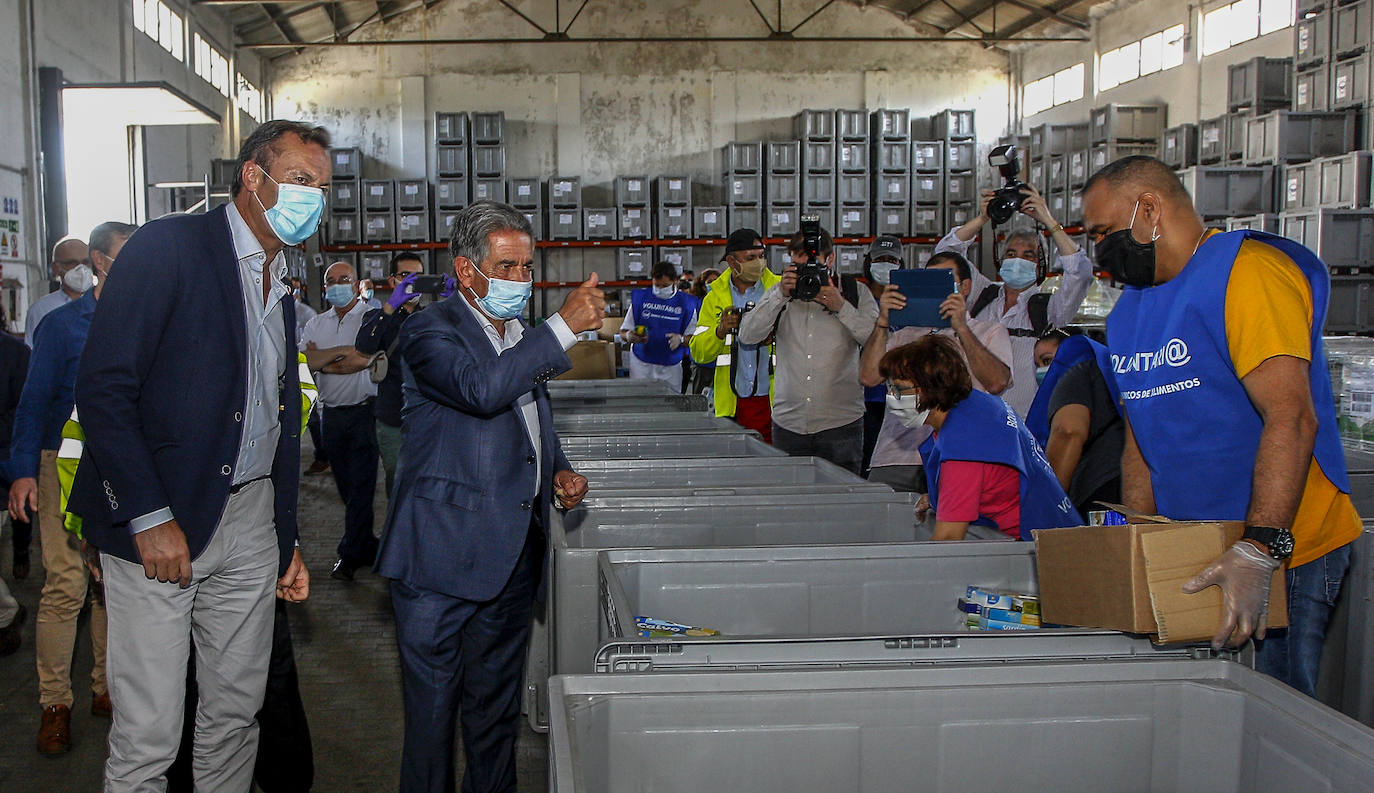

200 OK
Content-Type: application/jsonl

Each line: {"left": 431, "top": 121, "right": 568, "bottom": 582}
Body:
{"left": 879, "top": 334, "right": 1081, "bottom": 540}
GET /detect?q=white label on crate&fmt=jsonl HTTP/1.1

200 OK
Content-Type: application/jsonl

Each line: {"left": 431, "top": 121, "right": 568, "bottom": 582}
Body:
{"left": 951, "top": 180, "right": 963, "bottom": 195}
{"left": 704, "top": 211, "right": 718, "bottom": 223}
{"left": 885, "top": 211, "right": 899, "bottom": 223}
{"left": 1351, "top": 390, "right": 1374, "bottom": 420}
{"left": 1204, "top": 128, "right": 1220, "bottom": 145}
{"left": 887, "top": 181, "right": 901, "bottom": 195}
{"left": 669, "top": 208, "right": 683, "bottom": 218}
{"left": 336, "top": 153, "right": 349, "bottom": 165}
{"left": 588, "top": 215, "right": 603, "bottom": 228}
{"left": 370, "top": 185, "right": 384, "bottom": 196}
{"left": 338, "top": 185, "right": 352, "bottom": 198}
{"left": 559, "top": 213, "right": 573, "bottom": 224}
{"left": 339, "top": 219, "right": 353, "bottom": 230}
{"left": 629, "top": 180, "right": 642, "bottom": 192}
{"left": 518, "top": 184, "right": 531, "bottom": 197}
{"left": 733, "top": 181, "right": 744, "bottom": 195}
{"left": 404, "top": 184, "right": 419, "bottom": 196}
{"left": 920, "top": 178, "right": 935, "bottom": 191}
{"left": 845, "top": 211, "right": 859, "bottom": 222}
{"left": 369, "top": 217, "right": 385, "bottom": 229}
{"left": 402, "top": 216, "right": 418, "bottom": 228}
{"left": 1287, "top": 178, "right": 1299, "bottom": 205}
{"left": 669, "top": 224, "right": 683, "bottom": 235}
{"left": 669, "top": 179, "right": 683, "bottom": 190}
{"left": 1299, "top": 27, "right": 1309, "bottom": 51}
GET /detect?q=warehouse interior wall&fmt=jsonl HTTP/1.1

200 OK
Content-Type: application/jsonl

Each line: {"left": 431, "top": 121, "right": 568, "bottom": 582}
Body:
{"left": 270, "top": 0, "right": 1012, "bottom": 199}
{"left": 1015, "top": 0, "right": 1295, "bottom": 130}
{"left": 0, "top": 0, "right": 269, "bottom": 325}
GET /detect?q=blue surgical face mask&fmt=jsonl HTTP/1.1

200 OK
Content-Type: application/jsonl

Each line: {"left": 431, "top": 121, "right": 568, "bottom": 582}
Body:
{"left": 999, "top": 257, "right": 1039, "bottom": 291}
{"left": 254, "top": 166, "right": 326, "bottom": 246}
{"left": 325, "top": 284, "right": 355, "bottom": 308}
{"left": 361, "top": 288, "right": 375, "bottom": 301}
{"left": 470, "top": 266, "right": 532, "bottom": 320}
{"left": 1036, "top": 365, "right": 1050, "bottom": 385}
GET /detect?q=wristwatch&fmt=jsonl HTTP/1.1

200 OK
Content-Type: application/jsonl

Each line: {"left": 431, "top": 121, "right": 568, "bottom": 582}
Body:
{"left": 1243, "top": 525, "right": 1295, "bottom": 562}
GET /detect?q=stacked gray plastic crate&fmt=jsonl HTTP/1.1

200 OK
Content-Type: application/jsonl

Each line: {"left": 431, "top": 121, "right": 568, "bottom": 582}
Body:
{"left": 1031, "top": 121, "right": 1090, "bottom": 228}
{"left": 508, "top": 175, "right": 542, "bottom": 241}
{"left": 655, "top": 175, "right": 694, "bottom": 277}
{"left": 434, "top": 111, "right": 470, "bottom": 241}
{"left": 793, "top": 110, "right": 844, "bottom": 239}
{"left": 933, "top": 109, "right": 979, "bottom": 233}
{"left": 765, "top": 140, "right": 803, "bottom": 237}
{"left": 723, "top": 141, "right": 764, "bottom": 239}
{"left": 1090, "top": 103, "right": 1165, "bottom": 176}
{"left": 469, "top": 111, "right": 507, "bottom": 207}
{"left": 326, "top": 147, "right": 362, "bottom": 244}
{"left": 546, "top": 175, "right": 582, "bottom": 241}
{"left": 836, "top": 110, "right": 871, "bottom": 239}
{"left": 613, "top": 176, "right": 650, "bottom": 278}
{"left": 870, "top": 108, "right": 911, "bottom": 236}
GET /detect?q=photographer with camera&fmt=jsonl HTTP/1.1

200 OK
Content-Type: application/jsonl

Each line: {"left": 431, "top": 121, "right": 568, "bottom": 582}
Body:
{"left": 619, "top": 260, "right": 698, "bottom": 389}
{"left": 689, "top": 230, "right": 778, "bottom": 440}
{"left": 738, "top": 220, "right": 878, "bottom": 473}
{"left": 934, "top": 146, "right": 1095, "bottom": 417}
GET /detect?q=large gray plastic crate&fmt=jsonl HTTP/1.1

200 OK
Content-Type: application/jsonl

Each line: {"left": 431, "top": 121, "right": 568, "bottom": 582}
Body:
{"left": 1332, "top": 54, "right": 1372, "bottom": 109}
{"left": 1089, "top": 141, "right": 1161, "bottom": 173}
{"left": 559, "top": 432, "right": 780, "bottom": 461}
{"left": 552, "top": 412, "right": 726, "bottom": 435}
{"left": 837, "top": 142, "right": 868, "bottom": 173}
{"left": 433, "top": 111, "right": 468, "bottom": 144}
{"left": 835, "top": 244, "right": 864, "bottom": 274}
{"left": 722, "top": 142, "right": 763, "bottom": 173}
{"left": 471, "top": 176, "right": 505, "bottom": 203}
{"left": 872, "top": 140, "right": 910, "bottom": 173}
{"left": 837, "top": 173, "right": 869, "bottom": 205}
{"left": 582, "top": 208, "right": 618, "bottom": 240}
{"left": 1228, "top": 56, "right": 1293, "bottom": 111}
{"left": 1285, "top": 161, "right": 1321, "bottom": 210}
{"left": 792, "top": 109, "right": 836, "bottom": 141}
{"left": 767, "top": 141, "right": 801, "bottom": 173}
{"left": 802, "top": 140, "right": 835, "bottom": 172}
{"left": 1335, "top": 0, "right": 1372, "bottom": 56}
{"left": 873, "top": 205, "right": 909, "bottom": 235}
{"left": 547, "top": 208, "right": 582, "bottom": 240}
{"left": 1090, "top": 103, "right": 1165, "bottom": 142}
{"left": 361, "top": 179, "right": 394, "bottom": 213}
{"left": 435, "top": 177, "right": 467, "bottom": 209}
{"left": 328, "top": 181, "right": 358, "bottom": 212}
{"left": 542, "top": 491, "right": 924, "bottom": 728}
{"left": 1318, "top": 151, "right": 1373, "bottom": 207}
{"left": 802, "top": 172, "right": 835, "bottom": 204}
{"left": 329, "top": 147, "right": 361, "bottom": 180}
{"left": 546, "top": 175, "right": 581, "bottom": 208}
{"left": 873, "top": 173, "right": 909, "bottom": 204}
{"left": 553, "top": 393, "right": 707, "bottom": 414}
{"left": 1198, "top": 115, "right": 1228, "bottom": 163}
{"left": 1043, "top": 122, "right": 1090, "bottom": 153}
{"left": 596, "top": 544, "right": 1209, "bottom": 675}
{"left": 506, "top": 178, "right": 540, "bottom": 209}
{"left": 619, "top": 206, "right": 649, "bottom": 240}
{"left": 767, "top": 174, "right": 800, "bottom": 204}
{"left": 911, "top": 140, "right": 943, "bottom": 172}
{"left": 395, "top": 179, "right": 429, "bottom": 211}
{"left": 945, "top": 171, "right": 976, "bottom": 204}
{"left": 946, "top": 139, "right": 976, "bottom": 172}
{"left": 614, "top": 247, "right": 650, "bottom": 280}
{"left": 396, "top": 211, "right": 429, "bottom": 243}
{"left": 657, "top": 245, "right": 691, "bottom": 276}
{"left": 550, "top": 660, "right": 1374, "bottom": 793}
{"left": 435, "top": 144, "right": 467, "bottom": 177}
{"left": 693, "top": 206, "right": 726, "bottom": 238}
{"left": 1296, "top": 8, "right": 1333, "bottom": 67}
{"left": 765, "top": 204, "right": 799, "bottom": 237}
{"left": 836, "top": 206, "right": 870, "bottom": 236}
{"left": 930, "top": 108, "right": 975, "bottom": 139}
{"left": 1160, "top": 124, "right": 1199, "bottom": 169}
{"left": 652, "top": 175, "right": 690, "bottom": 206}
{"left": 657, "top": 205, "right": 690, "bottom": 238}
{"left": 574, "top": 454, "right": 863, "bottom": 489}
{"left": 910, "top": 204, "right": 944, "bottom": 236}
{"left": 1280, "top": 208, "right": 1374, "bottom": 268}
{"left": 613, "top": 176, "right": 649, "bottom": 207}
{"left": 725, "top": 173, "right": 762, "bottom": 205}
{"left": 327, "top": 211, "right": 360, "bottom": 244}
{"left": 1327, "top": 275, "right": 1374, "bottom": 332}
{"left": 1245, "top": 110, "right": 1360, "bottom": 165}
{"left": 870, "top": 108, "right": 910, "bottom": 140}
{"left": 1047, "top": 154, "right": 1067, "bottom": 193}
{"left": 470, "top": 143, "right": 505, "bottom": 177}
{"left": 1295, "top": 63, "right": 1332, "bottom": 112}
{"left": 362, "top": 213, "right": 394, "bottom": 243}
{"left": 1226, "top": 213, "right": 1281, "bottom": 233}
{"left": 1177, "top": 165, "right": 1275, "bottom": 217}
{"left": 470, "top": 111, "right": 503, "bottom": 143}
{"left": 548, "top": 379, "right": 674, "bottom": 398}
{"left": 727, "top": 205, "right": 761, "bottom": 234}
{"left": 912, "top": 173, "right": 943, "bottom": 204}
{"left": 837, "top": 109, "right": 869, "bottom": 141}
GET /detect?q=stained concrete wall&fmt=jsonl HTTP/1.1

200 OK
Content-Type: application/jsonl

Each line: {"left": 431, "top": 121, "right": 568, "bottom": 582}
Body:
{"left": 1015, "top": 0, "right": 1295, "bottom": 129}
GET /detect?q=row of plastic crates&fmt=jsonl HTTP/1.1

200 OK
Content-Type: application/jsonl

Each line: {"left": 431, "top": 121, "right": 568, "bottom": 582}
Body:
{"left": 1281, "top": 151, "right": 1374, "bottom": 210}
{"left": 433, "top": 142, "right": 506, "bottom": 178}
{"left": 1027, "top": 104, "right": 1165, "bottom": 160}
{"left": 1295, "top": 0, "right": 1374, "bottom": 71}
{"left": 725, "top": 136, "right": 976, "bottom": 176}
{"left": 727, "top": 171, "right": 927, "bottom": 207}
{"left": 545, "top": 206, "right": 716, "bottom": 241}
{"left": 789, "top": 108, "right": 976, "bottom": 143}
{"left": 1225, "top": 208, "right": 1374, "bottom": 271}
{"left": 1295, "top": 53, "right": 1374, "bottom": 110}
{"left": 1228, "top": 56, "right": 1293, "bottom": 113}
{"left": 1027, "top": 142, "right": 1158, "bottom": 193}
{"left": 432, "top": 110, "right": 504, "bottom": 145}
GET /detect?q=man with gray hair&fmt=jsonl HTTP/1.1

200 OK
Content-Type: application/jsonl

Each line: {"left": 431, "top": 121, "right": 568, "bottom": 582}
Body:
{"left": 375, "top": 200, "right": 605, "bottom": 793}
{"left": 934, "top": 182, "right": 1094, "bottom": 416}
{"left": 25, "top": 236, "right": 92, "bottom": 344}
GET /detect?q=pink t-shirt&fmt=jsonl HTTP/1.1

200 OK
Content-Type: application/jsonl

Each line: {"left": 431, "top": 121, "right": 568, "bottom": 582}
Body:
{"left": 936, "top": 459, "right": 1022, "bottom": 539}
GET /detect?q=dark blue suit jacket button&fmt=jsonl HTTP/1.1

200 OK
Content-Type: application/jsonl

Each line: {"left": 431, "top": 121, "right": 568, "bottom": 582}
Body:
{"left": 520, "top": 500, "right": 532, "bottom": 510}
{"left": 526, "top": 455, "right": 536, "bottom": 464}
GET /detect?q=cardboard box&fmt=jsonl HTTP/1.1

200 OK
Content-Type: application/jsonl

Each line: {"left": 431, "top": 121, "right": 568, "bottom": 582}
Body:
{"left": 556, "top": 340, "right": 616, "bottom": 380}
{"left": 597, "top": 316, "right": 623, "bottom": 342}
{"left": 1033, "top": 518, "right": 1287, "bottom": 644}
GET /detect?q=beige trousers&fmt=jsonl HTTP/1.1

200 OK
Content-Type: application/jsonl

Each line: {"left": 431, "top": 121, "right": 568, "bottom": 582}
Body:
{"left": 36, "top": 449, "right": 108, "bottom": 707}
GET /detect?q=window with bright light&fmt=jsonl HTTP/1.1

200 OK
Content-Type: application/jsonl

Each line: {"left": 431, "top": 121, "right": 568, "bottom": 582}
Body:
{"left": 1204, "top": 0, "right": 1292, "bottom": 55}
{"left": 194, "top": 33, "right": 231, "bottom": 97}
{"left": 1023, "top": 62, "right": 1085, "bottom": 116}
{"left": 1099, "top": 24, "right": 1187, "bottom": 90}
{"left": 132, "top": 0, "right": 184, "bottom": 61}
{"left": 237, "top": 75, "right": 262, "bottom": 122}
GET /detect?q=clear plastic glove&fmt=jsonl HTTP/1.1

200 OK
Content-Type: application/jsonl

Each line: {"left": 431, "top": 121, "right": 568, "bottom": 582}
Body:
{"left": 387, "top": 273, "right": 421, "bottom": 310}
{"left": 1182, "top": 540, "right": 1282, "bottom": 650}
{"left": 667, "top": 333, "right": 684, "bottom": 350}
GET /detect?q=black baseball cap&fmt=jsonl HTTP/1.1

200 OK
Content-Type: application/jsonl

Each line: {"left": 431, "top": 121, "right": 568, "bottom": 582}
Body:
{"left": 869, "top": 235, "right": 903, "bottom": 260}
{"left": 724, "top": 228, "right": 765, "bottom": 255}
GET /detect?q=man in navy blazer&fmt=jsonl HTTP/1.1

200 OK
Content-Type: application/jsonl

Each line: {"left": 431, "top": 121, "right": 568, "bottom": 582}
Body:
{"left": 375, "top": 201, "right": 605, "bottom": 793}
{"left": 70, "top": 120, "right": 320, "bottom": 792}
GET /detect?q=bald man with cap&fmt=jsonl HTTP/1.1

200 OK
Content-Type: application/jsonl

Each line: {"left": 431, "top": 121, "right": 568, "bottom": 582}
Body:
{"left": 301, "top": 261, "right": 379, "bottom": 581}
{"left": 25, "top": 237, "right": 91, "bottom": 345}
{"left": 1083, "top": 154, "right": 1360, "bottom": 697}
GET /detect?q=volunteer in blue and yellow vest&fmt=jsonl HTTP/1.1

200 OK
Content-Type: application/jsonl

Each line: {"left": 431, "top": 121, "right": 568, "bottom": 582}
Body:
{"left": 879, "top": 333, "right": 1080, "bottom": 540}
{"left": 619, "top": 260, "right": 698, "bottom": 389}
{"left": 1084, "top": 155, "right": 1360, "bottom": 697}
{"left": 688, "top": 228, "right": 778, "bottom": 442}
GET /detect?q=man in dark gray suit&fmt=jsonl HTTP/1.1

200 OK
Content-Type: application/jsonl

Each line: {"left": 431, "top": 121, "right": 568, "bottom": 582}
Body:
{"left": 375, "top": 201, "right": 604, "bottom": 793}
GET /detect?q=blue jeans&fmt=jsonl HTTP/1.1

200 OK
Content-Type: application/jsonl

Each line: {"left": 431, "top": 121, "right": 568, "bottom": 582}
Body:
{"left": 1255, "top": 543, "right": 1352, "bottom": 697}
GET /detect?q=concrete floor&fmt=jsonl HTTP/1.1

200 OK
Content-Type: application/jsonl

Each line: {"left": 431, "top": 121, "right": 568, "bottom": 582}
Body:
{"left": 0, "top": 441, "right": 550, "bottom": 792}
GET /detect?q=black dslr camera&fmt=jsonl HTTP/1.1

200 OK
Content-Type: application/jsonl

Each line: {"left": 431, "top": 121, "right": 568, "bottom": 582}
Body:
{"left": 792, "top": 214, "right": 827, "bottom": 302}
{"left": 986, "top": 145, "right": 1030, "bottom": 226}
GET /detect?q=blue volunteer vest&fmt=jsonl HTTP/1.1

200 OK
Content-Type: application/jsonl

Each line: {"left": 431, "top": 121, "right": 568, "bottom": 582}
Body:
{"left": 1106, "top": 230, "right": 1349, "bottom": 522}
{"left": 864, "top": 384, "right": 886, "bottom": 404}
{"left": 918, "top": 390, "right": 1083, "bottom": 540}
{"left": 1026, "top": 336, "right": 1121, "bottom": 448}
{"left": 630, "top": 287, "right": 694, "bottom": 366}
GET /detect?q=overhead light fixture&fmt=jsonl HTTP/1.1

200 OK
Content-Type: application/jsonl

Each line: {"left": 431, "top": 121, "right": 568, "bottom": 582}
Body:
{"left": 62, "top": 81, "right": 221, "bottom": 127}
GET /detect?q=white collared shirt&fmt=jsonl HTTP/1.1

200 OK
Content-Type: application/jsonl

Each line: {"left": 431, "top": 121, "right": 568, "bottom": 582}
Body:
{"left": 301, "top": 299, "right": 377, "bottom": 407}
{"left": 457, "top": 296, "right": 577, "bottom": 496}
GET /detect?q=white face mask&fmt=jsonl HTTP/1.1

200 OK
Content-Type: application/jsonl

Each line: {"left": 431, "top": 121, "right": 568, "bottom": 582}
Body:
{"left": 869, "top": 261, "right": 901, "bottom": 286}
{"left": 652, "top": 284, "right": 676, "bottom": 300}
{"left": 63, "top": 264, "right": 94, "bottom": 293}
{"left": 885, "top": 392, "right": 930, "bottom": 429}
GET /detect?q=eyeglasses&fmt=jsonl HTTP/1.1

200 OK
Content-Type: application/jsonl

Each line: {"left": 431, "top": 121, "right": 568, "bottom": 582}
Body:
{"left": 885, "top": 381, "right": 919, "bottom": 397}
{"left": 325, "top": 276, "right": 355, "bottom": 286}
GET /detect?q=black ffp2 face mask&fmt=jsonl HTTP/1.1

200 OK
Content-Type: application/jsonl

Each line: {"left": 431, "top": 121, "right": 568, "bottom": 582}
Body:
{"left": 1096, "top": 200, "right": 1158, "bottom": 288}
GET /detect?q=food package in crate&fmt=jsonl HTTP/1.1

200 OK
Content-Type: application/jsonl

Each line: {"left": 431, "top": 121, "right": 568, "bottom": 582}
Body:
{"left": 1037, "top": 277, "right": 1122, "bottom": 324}
{"left": 635, "top": 616, "right": 720, "bottom": 638}
{"left": 957, "top": 586, "right": 1041, "bottom": 630}
{"left": 1326, "top": 337, "right": 1374, "bottom": 445}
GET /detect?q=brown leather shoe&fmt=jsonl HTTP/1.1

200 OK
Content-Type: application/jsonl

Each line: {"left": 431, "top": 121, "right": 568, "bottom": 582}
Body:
{"left": 91, "top": 691, "right": 112, "bottom": 718}
{"left": 304, "top": 460, "right": 330, "bottom": 475}
{"left": 37, "top": 704, "right": 71, "bottom": 755}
